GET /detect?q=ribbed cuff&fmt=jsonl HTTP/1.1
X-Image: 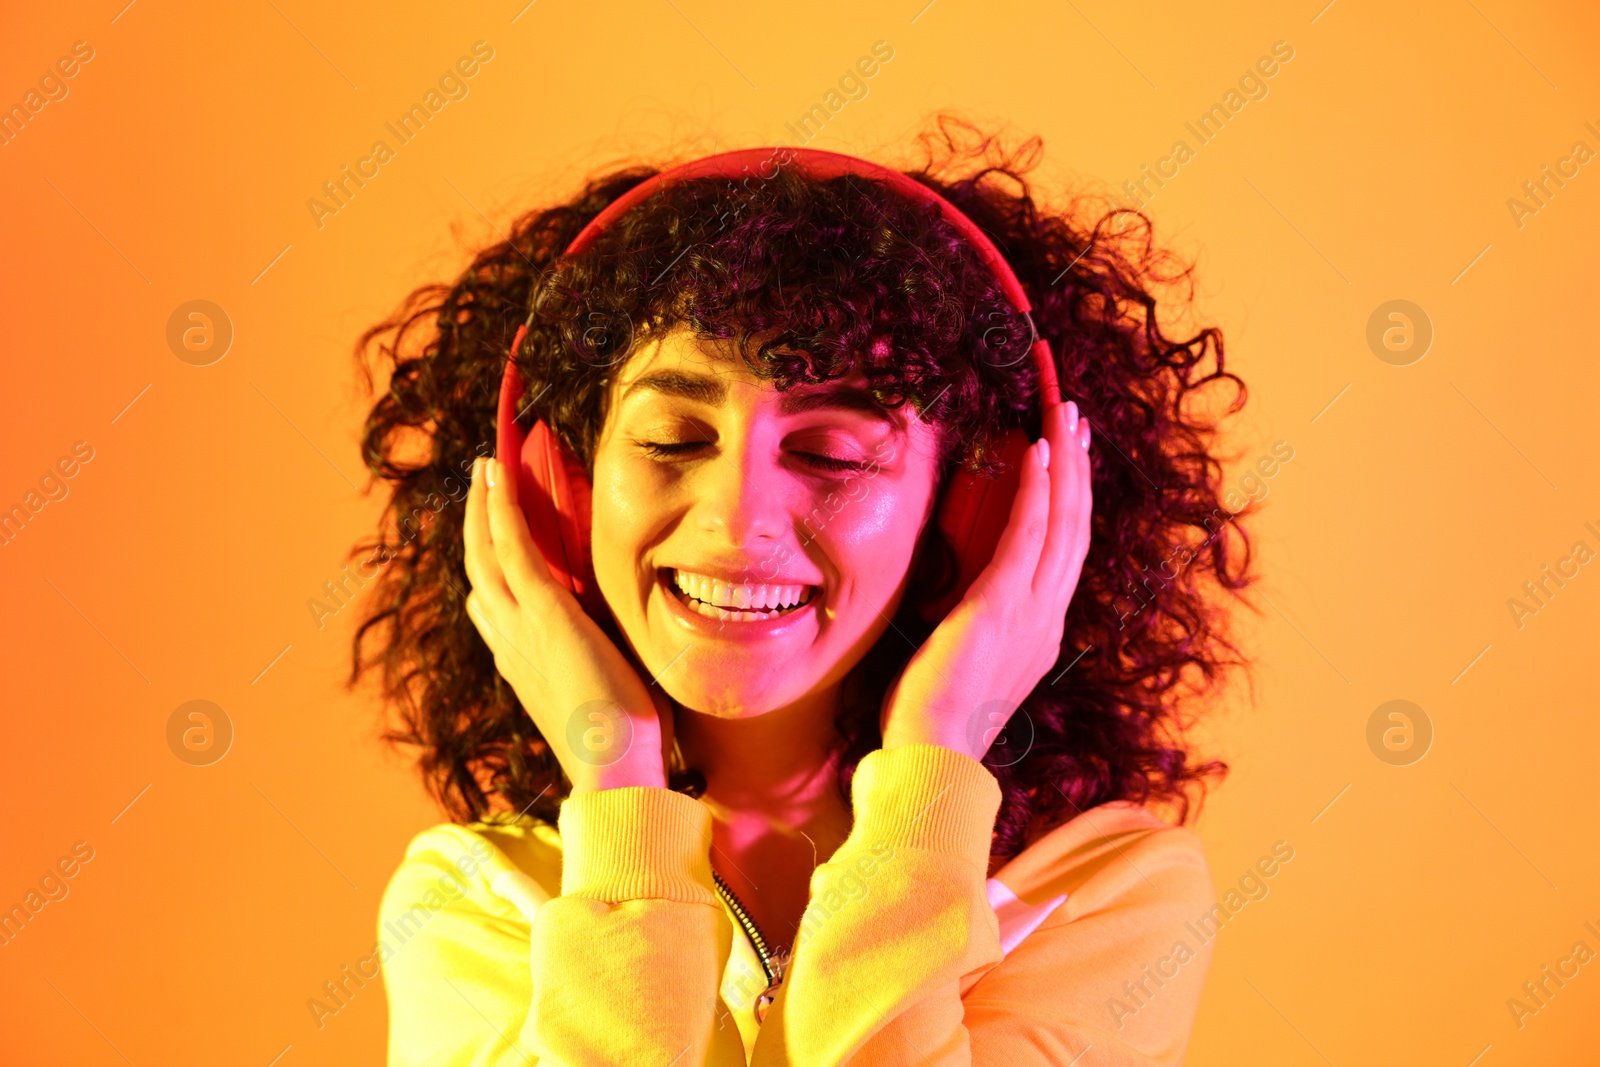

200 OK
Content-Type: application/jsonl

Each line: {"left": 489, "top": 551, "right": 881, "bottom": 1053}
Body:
{"left": 557, "top": 786, "right": 717, "bottom": 906}
{"left": 848, "top": 744, "right": 1002, "bottom": 862}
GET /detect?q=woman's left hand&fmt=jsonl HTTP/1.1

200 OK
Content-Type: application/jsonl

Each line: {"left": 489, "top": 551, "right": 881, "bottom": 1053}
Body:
{"left": 880, "top": 398, "right": 1094, "bottom": 762}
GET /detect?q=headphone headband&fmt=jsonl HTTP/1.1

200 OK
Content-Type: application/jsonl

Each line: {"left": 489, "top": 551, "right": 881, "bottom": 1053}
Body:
{"left": 563, "top": 147, "right": 1037, "bottom": 315}
{"left": 515, "top": 145, "right": 1059, "bottom": 403}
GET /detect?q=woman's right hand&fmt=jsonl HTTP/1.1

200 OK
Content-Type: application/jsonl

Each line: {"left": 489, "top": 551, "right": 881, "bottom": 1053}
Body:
{"left": 462, "top": 456, "right": 673, "bottom": 794}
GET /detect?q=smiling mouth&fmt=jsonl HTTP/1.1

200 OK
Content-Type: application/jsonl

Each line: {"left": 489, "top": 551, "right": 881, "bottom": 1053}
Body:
{"left": 661, "top": 568, "right": 818, "bottom": 622}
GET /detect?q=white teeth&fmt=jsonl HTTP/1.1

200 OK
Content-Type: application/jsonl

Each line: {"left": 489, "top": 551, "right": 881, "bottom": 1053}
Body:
{"left": 670, "top": 569, "right": 812, "bottom": 611}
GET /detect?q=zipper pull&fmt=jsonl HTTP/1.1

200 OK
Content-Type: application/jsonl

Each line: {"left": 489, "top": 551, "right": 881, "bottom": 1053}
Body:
{"left": 755, "top": 986, "right": 778, "bottom": 1024}
{"left": 754, "top": 947, "right": 790, "bottom": 1024}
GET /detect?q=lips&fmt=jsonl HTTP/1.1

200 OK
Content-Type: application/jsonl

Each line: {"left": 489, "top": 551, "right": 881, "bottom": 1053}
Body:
{"left": 656, "top": 567, "right": 822, "bottom": 629}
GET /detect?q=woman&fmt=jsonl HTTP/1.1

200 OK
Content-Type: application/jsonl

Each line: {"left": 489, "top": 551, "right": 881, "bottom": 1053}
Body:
{"left": 350, "top": 120, "right": 1254, "bottom": 1065}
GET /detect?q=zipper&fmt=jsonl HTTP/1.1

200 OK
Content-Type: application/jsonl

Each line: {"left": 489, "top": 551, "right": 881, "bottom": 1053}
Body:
{"left": 710, "top": 867, "right": 788, "bottom": 1024}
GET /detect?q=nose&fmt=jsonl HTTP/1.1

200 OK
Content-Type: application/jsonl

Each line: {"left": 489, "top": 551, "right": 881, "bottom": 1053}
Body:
{"left": 693, "top": 429, "right": 786, "bottom": 549}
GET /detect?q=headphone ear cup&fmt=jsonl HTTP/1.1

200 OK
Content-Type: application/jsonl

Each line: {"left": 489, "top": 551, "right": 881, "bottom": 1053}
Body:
{"left": 520, "top": 421, "right": 605, "bottom": 620}
{"left": 917, "top": 428, "right": 1034, "bottom": 623}
{"left": 495, "top": 356, "right": 607, "bottom": 622}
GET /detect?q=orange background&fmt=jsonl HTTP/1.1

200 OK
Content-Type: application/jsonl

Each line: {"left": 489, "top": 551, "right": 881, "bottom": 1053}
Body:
{"left": 2, "top": 0, "right": 1597, "bottom": 1063}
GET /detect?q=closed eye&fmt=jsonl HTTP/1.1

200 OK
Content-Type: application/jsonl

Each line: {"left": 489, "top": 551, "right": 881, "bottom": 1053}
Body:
{"left": 636, "top": 440, "right": 870, "bottom": 473}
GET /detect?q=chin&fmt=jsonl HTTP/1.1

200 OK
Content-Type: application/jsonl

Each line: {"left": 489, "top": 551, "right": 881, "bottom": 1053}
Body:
{"left": 657, "top": 653, "right": 813, "bottom": 719}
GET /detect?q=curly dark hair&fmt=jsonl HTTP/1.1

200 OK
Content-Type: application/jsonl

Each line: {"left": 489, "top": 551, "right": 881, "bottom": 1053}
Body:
{"left": 346, "top": 116, "right": 1258, "bottom": 866}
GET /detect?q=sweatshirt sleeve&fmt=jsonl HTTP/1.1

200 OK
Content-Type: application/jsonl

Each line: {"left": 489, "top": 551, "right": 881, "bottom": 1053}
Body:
{"left": 951, "top": 814, "right": 1216, "bottom": 1065}
{"left": 747, "top": 746, "right": 1215, "bottom": 1067}
{"left": 379, "top": 822, "right": 551, "bottom": 1067}
{"left": 749, "top": 743, "right": 1006, "bottom": 1066}
{"left": 379, "top": 788, "right": 748, "bottom": 1067}
{"left": 524, "top": 784, "right": 749, "bottom": 1066}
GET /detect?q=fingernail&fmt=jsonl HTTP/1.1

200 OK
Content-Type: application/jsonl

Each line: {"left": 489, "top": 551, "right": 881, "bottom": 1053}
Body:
{"left": 1038, "top": 437, "right": 1051, "bottom": 469}
{"left": 1067, "top": 401, "right": 1079, "bottom": 431}
{"left": 487, "top": 459, "right": 497, "bottom": 487}
{"left": 1080, "top": 419, "right": 1092, "bottom": 449}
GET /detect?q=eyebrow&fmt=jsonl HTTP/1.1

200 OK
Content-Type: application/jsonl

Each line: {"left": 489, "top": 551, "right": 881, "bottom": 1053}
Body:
{"left": 620, "top": 370, "right": 897, "bottom": 423}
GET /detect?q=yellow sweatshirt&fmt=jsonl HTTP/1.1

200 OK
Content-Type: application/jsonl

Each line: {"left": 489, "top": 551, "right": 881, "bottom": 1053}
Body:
{"left": 377, "top": 743, "right": 1216, "bottom": 1065}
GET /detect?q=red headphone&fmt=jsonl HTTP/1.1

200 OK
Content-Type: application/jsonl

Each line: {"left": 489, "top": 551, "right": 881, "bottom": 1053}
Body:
{"left": 495, "top": 147, "right": 1062, "bottom": 627}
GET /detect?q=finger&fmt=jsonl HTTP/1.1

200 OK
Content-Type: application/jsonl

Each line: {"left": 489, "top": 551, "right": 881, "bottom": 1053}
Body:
{"left": 1049, "top": 426, "right": 1094, "bottom": 605}
{"left": 464, "top": 457, "right": 515, "bottom": 614}
{"left": 1033, "top": 398, "right": 1075, "bottom": 576}
{"left": 464, "top": 562, "right": 555, "bottom": 687}
{"left": 484, "top": 456, "right": 558, "bottom": 608}
{"left": 1034, "top": 401, "right": 1094, "bottom": 597}
{"left": 975, "top": 433, "right": 1054, "bottom": 601}
{"left": 463, "top": 587, "right": 497, "bottom": 655}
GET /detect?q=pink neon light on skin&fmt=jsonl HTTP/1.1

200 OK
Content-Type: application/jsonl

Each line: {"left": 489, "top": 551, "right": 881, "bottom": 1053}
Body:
{"left": 589, "top": 326, "right": 947, "bottom": 730}
{"left": 470, "top": 323, "right": 1092, "bottom": 798}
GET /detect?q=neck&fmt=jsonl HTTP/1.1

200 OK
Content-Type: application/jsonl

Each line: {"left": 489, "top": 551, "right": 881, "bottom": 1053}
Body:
{"left": 673, "top": 684, "right": 859, "bottom": 954}
{"left": 671, "top": 683, "right": 847, "bottom": 814}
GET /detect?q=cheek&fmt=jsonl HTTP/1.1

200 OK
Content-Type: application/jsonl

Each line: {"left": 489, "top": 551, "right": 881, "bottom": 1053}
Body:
{"left": 819, "top": 476, "right": 930, "bottom": 594}
{"left": 589, "top": 453, "right": 661, "bottom": 596}
{"left": 830, "top": 484, "right": 904, "bottom": 552}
